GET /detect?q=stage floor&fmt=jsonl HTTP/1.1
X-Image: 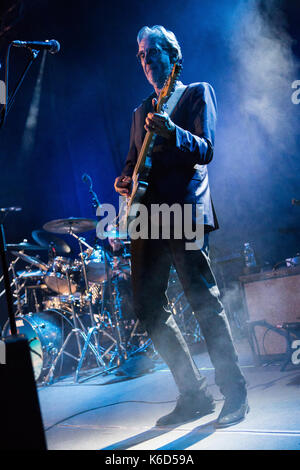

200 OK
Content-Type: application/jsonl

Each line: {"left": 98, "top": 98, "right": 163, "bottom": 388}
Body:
{"left": 38, "top": 339, "right": 300, "bottom": 451}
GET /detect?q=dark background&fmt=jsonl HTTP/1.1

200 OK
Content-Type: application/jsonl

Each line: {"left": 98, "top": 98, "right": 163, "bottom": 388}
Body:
{"left": 0, "top": 0, "right": 300, "bottom": 328}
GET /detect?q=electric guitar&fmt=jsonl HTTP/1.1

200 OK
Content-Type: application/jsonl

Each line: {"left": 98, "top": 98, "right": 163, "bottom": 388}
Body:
{"left": 120, "top": 62, "right": 182, "bottom": 231}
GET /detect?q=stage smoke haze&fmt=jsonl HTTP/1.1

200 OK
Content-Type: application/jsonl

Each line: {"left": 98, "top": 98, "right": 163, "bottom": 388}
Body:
{"left": 230, "top": 0, "right": 298, "bottom": 153}
{"left": 211, "top": 0, "right": 300, "bottom": 264}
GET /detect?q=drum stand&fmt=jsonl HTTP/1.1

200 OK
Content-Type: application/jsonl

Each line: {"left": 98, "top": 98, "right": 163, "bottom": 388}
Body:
{"left": 72, "top": 177, "right": 131, "bottom": 379}
{"left": 0, "top": 259, "right": 23, "bottom": 315}
{"left": 43, "top": 265, "right": 104, "bottom": 385}
{"left": 49, "top": 228, "right": 123, "bottom": 383}
{"left": 71, "top": 239, "right": 129, "bottom": 381}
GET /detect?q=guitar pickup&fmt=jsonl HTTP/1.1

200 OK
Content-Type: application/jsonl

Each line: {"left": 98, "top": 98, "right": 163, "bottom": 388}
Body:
{"left": 145, "top": 156, "right": 152, "bottom": 168}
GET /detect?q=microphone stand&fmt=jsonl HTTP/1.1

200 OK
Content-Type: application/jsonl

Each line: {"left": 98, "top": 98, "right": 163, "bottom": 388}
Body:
{"left": 0, "top": 45, "right": 51, "bottom": 449}
{"left": 0, "top": 46, "right": 40, "bottom": 128}
{"left": 0, "top": 208, "right": 47, "bottom": 449}
{"left": 82, "top": 175, "right": 113, "bottom": 323}
{"left": 0, "top": 210, "right": 17, "bottom": 335}
{"left": 0, "top": 43, "right": 41, "bottom": 334}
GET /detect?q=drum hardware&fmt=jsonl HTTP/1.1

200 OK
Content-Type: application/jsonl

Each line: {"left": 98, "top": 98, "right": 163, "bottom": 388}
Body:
{"left": 74, "top": 175, "right": 128, "bottom": 376}
{"left": 74, "top": 322, "right": 116, "bottom": 382}
{"left": 78, "top": 178, "right": 134, "bottom": 373}
{"left": 69, "top": 230, "right": 117, "bottom": 379}
{"left": 23, "top": 285, "right": 41, "bottom": 313}
{"left": 1, "top": 212, "right": 152, "bottom": 383}
{"left": 166, "top": 267, "right": 204, "bottom": 345}
{"left": 6, "top": 241, "right": 48, "bottom": 251}
{"left": 6, "top": 253, "right": 25, "bottom": 316}
{"left": 41, "top": 218, "right": 111, "bottom": 383}
{"left": 0, "top": 262, "right": 22, "bottom": 299}
{"left": 7, "top": 252, "right": 47, "bottom": 315}
{"left": 34, "top": 202, "right": 152, "bottom": 382}
{"left": 81, "top": 264, "right": 150, "bottom": 378}
{"left": 13, "top": 277, "right": 48, "bottom": 315}
{"left": 66, "top": 231, "right": 98, "bottom": 312}
{"left": 17, "top": 269, "right": 45, "bottom": 278}
{"left": 42, "top": 266, "right": 102, "bottom": 385}
{"left": 43, "top": 292, "right": 87, "bottom": 313}
{"left": 2, "top": 310, "right": 82, "bottom": 382}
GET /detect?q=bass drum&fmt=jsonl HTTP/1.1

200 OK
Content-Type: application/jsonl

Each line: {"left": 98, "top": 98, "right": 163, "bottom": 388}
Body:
{"left": 1, "top": 310, "right": 74, "bottom": 383}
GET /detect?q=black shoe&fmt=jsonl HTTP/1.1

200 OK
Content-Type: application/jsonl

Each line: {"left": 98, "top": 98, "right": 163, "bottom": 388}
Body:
{"left": 156, "top": 392, "right": 215, "bottom": 427}
{"left": 215, "top": 395, "right": 249, "bottom": 428}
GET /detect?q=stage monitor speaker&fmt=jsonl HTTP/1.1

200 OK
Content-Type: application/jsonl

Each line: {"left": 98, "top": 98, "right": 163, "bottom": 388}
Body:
{"left": 0, "top": 335, "right": 47, "bottom": 450}
{"left": 240, "top": 268, "right": 300, "bottom": 357}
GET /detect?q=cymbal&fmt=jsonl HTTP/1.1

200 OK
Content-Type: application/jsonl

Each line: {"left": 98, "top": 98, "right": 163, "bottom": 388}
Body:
{"left": 11, "top": 251, "right": 48, "bottom": 271}
{"left": 7, "top": 242, "right": 48, "bottom": 251}
{"left": 32, "top": 229, "right": 71, "bottom": 254}
{"left": 43, "top": 217, "right": 97, "bottom": 234}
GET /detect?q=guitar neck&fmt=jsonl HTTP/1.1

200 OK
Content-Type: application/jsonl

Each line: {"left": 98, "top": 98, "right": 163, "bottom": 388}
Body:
{"left": 133, "top": 129, "right": 156, "bottom": 178}
{"left": 132, "top": 65, "right": 181, "bottom": 180}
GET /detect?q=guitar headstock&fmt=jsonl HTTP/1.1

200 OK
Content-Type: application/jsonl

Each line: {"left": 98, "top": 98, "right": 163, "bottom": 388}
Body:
{"left": 156, "top": 62, "right": 182, "bottom": 112}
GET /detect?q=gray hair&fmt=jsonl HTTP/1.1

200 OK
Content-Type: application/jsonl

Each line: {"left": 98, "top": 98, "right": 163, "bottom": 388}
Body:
{"left": 137, "top": 25, "right": 182, "bottom": 63}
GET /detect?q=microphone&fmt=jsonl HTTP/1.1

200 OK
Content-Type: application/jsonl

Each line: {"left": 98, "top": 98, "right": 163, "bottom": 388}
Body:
{"left": 12, "top": 39, "right": 60, "bottom": 54}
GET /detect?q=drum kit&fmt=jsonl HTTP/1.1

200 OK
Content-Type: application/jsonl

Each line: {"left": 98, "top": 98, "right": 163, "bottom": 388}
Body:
{"left": 1, "top": 213, "right": 204, "bottom": 385}
{"left": 1, "top": 217, "right": 151, "bottom": 384}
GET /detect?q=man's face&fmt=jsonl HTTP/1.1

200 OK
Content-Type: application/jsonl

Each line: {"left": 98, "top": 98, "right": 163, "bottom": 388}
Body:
{"left": 137, "top": 34, "right": 173, "bottom": 91}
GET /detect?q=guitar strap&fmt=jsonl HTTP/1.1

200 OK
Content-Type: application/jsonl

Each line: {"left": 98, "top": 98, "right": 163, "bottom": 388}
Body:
{"left": 162, "top": 82, "right": 187, "bottom": 117}
{"left": 143, "top": 84, "right": 187, "bottom": 168}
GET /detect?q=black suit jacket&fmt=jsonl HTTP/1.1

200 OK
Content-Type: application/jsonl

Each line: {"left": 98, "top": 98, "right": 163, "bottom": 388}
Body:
{"left": 121, "top": 82, "right": 219, "bottom": 232}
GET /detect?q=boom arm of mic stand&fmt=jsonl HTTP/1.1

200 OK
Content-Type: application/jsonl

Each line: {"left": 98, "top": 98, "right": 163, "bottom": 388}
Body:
{"left": 0, "top": 45, "right": 40, "bottom": 129}
{"left": 89, "top": 188, "right": 101, "bottom": 210}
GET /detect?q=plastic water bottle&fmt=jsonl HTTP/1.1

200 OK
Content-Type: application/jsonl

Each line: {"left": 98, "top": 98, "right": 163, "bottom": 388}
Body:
{"left": 243, "top": 242, "right": 257, "bottom": 269}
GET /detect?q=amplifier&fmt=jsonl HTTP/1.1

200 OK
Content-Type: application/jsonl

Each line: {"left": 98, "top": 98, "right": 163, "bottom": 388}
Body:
{"left": 239, "top": 267, "right": 300, "bottom": 357}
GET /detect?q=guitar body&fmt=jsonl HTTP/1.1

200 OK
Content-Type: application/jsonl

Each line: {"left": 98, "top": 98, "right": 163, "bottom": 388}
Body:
{"left": 126, "top": 153, "right": 152, "bottom": 227}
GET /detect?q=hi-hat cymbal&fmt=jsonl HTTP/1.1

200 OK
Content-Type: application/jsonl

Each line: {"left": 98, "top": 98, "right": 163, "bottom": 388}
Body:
{"left": 7, "top": 242, "right": 48, "bottom": 251}
{"left": 11, "top": 251, "right": 48, "bottom": 271}
{"left": 32, "top": 229, "right": 71, "bottom": 254}
{"left": 43, "top": 217, "right": 97, "bottom": 234}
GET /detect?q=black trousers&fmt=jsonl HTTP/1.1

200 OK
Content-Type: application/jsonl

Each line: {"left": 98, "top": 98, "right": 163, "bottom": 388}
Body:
{"left": 130, "top": 234, "right": 246, "bottom": 398}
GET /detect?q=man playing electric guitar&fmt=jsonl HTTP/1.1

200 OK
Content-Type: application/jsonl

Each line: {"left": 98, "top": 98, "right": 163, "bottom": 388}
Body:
{"left": 114, "top": 25, "right": 248, "bottom": 428}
